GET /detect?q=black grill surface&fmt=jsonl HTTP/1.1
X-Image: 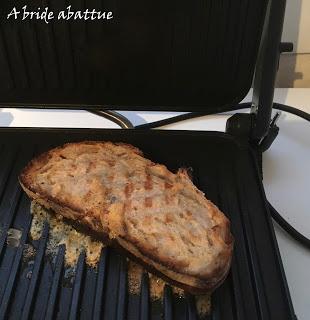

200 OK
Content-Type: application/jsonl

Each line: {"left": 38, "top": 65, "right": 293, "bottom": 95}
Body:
{"left": 0, "top": 128, "right": 295, "bottom": 319}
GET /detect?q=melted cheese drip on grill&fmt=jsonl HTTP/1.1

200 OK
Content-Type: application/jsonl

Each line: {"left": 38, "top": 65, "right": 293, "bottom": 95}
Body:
{"left": 30, "top": 201, "right": 103, "bottom": 267}
{"left": 30, "top": 201, "right": 210, "bottom": 315}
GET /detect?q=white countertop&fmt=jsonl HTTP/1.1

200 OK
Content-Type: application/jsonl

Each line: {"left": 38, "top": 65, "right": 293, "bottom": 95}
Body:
{"left": 1, "top": 88, "right": 309, "bottom": 319}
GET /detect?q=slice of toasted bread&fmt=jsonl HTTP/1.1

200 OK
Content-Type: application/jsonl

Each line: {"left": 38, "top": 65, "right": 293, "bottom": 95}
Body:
{"left": 19, "top": 141, "right": 233, "bottom": 293}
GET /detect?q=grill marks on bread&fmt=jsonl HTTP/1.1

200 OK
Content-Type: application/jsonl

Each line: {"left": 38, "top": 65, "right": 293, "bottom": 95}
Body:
{"left": 19, "top": 141, "right": 233, "bottom": 293}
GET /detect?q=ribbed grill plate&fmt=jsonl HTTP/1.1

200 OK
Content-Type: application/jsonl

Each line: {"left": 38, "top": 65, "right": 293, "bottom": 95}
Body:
{"left": 0, "top": 128, "right": 294, "bottom": 320}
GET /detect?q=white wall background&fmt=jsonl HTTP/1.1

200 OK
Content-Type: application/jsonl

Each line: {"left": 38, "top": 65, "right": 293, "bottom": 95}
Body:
{"left": 282, "top": 0, "right": 310, "bottom": 53}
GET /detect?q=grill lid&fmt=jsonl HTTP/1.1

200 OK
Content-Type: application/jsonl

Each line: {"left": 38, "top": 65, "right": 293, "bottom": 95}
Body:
{"left": 0, "top": 0, "right": 268, "bottom": 111}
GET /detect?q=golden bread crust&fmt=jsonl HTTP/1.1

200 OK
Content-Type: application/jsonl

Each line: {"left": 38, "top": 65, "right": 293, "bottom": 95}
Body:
{"left": 19, "top": 141, "right": 233, "bottom": 293}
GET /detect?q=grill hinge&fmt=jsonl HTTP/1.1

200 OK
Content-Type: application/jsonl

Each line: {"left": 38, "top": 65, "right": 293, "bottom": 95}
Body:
{"left": 225, "top": 113, "right": 254, "bottom": 142}
{"left": 226, "top": 111, "right": 281, "bottom": 151}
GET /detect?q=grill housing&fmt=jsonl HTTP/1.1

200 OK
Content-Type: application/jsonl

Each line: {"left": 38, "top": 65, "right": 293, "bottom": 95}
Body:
{"left": 0, "top": 0, "right": 295, "bottom": 318}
